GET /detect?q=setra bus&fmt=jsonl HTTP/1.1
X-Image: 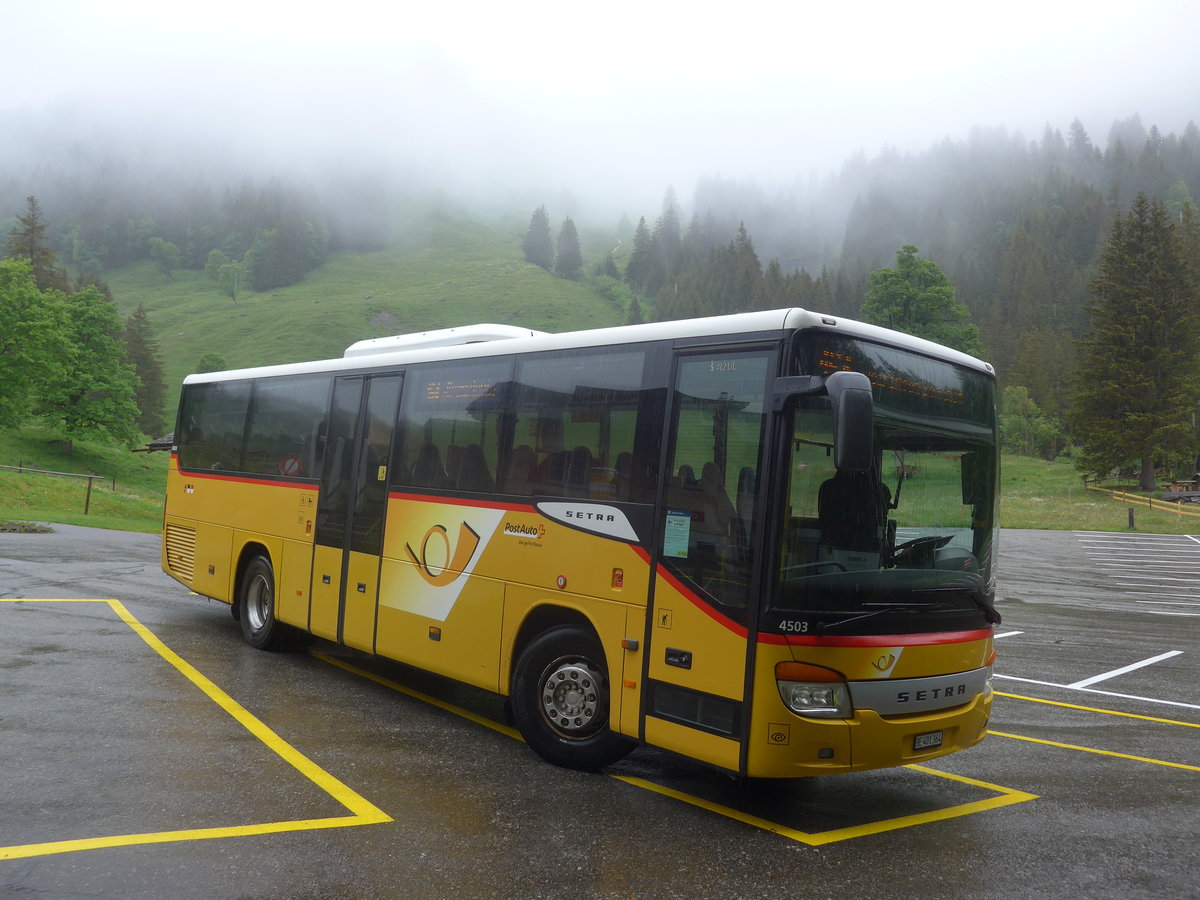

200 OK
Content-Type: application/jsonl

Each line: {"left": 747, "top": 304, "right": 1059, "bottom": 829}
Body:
{"left": 161, "top": 308, "right": 1000, "bottom": 777}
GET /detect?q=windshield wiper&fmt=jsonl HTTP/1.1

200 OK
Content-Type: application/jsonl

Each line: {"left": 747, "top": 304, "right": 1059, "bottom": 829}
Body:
{"left": 812, "top": 603, "right": 935, "bottom": 635}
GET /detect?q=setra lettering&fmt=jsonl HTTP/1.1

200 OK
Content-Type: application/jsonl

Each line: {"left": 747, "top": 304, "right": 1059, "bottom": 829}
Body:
{"left": 565, "top": 510, "right": 615, "bottom": 522}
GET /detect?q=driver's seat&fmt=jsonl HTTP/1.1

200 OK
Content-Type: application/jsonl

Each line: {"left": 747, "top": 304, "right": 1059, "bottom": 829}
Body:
{"left": 817, "top": 470, "right": 890, "bottom": 568}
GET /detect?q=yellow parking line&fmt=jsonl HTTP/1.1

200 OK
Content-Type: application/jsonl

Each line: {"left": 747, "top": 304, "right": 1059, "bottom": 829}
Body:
{"left": 987, "top": 730, "right": 1200, "bottom": 772}
{"left": 312, "top": 651, "right": 522, "bottom": 741}
{"left": 612, "top": 768, "right": 1036, "bottom": 846}
{"left": 995, "top": 690, "right": 1200, "bottom": 728}
{"left": 314, "top": 651, "right": 1036, "bottom": 846}
{"left": 0, "top": 599, "right": 391, "bottom": 861}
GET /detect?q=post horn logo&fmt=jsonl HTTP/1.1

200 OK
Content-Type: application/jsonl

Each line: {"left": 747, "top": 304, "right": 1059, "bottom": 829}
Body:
{"left": 405, "top": 522, "right": 481, "bottom": 587}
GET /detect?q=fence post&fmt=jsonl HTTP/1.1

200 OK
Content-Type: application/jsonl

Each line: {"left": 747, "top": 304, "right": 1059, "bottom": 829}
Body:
{"left": 84, "top": 477, "right": 92, "bottom": 515}
{"left": 1128, "top": 507, "right": 1135, "bottom": 529}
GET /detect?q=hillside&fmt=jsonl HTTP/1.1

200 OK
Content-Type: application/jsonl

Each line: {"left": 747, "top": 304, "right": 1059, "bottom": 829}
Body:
{"left": 106, "top": 212, "right": 627, "bottom": 410}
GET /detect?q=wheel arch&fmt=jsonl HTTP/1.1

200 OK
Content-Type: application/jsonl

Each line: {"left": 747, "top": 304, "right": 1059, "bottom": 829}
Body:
{"left": 232, "top": 540, "right": 273, "bottom": 613}
{"left": 507, "top": 603, "right": 601, "bottom": 695}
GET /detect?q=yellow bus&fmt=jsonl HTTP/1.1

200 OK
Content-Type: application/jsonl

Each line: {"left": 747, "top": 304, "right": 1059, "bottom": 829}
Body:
{"left": 162, "top": 309, "right": 1000, "bottom": 777}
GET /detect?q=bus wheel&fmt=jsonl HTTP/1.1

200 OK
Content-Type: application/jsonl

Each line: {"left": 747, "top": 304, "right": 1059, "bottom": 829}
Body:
{"left": 511, "top": 625, "right": 634, "bottom": 771}
{"left": 239, "top": 555, "right": 284, "bottom": 651}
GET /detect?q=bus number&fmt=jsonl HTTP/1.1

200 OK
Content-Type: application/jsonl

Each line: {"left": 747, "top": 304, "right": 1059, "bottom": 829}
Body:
{"left": 778, "top": 619, "right": 809, "bottom": 634}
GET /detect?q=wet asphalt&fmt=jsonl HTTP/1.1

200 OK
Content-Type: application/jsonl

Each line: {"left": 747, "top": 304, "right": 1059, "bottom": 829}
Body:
{"left": 1, "top": 524, "right": 1197, "bottom": 899}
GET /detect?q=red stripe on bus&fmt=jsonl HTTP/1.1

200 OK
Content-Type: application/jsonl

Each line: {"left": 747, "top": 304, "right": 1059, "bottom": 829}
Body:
{"left": 173, "top": 468, "right": 316, "bottom": 490}
{"left": 758, "top": 628, "right": 993, "bottom": 647}
{"left": 654, "top": 564, "right": 749, "bottom": 638}
{"left": 387, "top": 491, "right": 535, "bottom": 512}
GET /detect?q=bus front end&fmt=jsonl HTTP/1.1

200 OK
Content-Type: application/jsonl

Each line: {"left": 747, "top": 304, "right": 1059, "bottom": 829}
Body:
{"left": 747, "top": 328, "right": 998, "bottom": 778}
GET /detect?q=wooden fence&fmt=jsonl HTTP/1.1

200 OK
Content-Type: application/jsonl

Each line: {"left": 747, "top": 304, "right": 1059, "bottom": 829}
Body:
{"left": 1085, "top": 483, "right": 1200, "bottom": 519}
{"left": 0, "top": 464, "right": 113, "bottom": 515}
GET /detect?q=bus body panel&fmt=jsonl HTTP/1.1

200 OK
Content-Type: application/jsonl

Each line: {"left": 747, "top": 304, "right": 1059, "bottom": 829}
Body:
{"left": 775, "top": 632, "right": 994, "bottom": 680}
{"left": 643, "top": 715, "right": 742, "bottom": 773}
{"left": 342, "top": 549, "right": 383, "bottom": 652}
{"left": 309, "top": 543, "right": 342, "bottom": 640}
{"left": 376, "top": 562, "right": 505, "bottom": 692}
{"left": 277, "top": 537, "right": 314, "bottom": 628}
{"left": 646, "top": 571, "right": 748, "bottom": 701}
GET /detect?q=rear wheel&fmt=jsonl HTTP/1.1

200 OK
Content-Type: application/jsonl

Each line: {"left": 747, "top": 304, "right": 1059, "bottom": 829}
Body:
{"left": 511, "top": 625, "right": 634, "bottom": 771}
{"left": 239, "top": 555, "right": 285, "bottom": 650}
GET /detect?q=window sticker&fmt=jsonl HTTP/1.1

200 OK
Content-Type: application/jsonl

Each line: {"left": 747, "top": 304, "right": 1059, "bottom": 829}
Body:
{"left": 664, "top": 509, "right": 692, "bottom": 558}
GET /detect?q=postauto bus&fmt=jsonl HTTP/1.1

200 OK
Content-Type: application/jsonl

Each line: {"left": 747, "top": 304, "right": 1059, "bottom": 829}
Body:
{"left": 162, "top": 309, "right": 999, "bottom": 777}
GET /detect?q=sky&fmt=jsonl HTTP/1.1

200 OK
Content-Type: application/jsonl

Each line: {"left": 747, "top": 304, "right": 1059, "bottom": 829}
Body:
{"left": 5, "top": 0, "right": 1198, "bottom": 214}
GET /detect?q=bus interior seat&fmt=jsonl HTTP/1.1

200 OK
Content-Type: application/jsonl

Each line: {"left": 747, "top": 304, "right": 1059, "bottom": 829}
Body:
{"left": 455, "top": 443, "right": 494, "bottom": 493}
{"left": 411, "top": 443, "right": 448, "bottom": 488}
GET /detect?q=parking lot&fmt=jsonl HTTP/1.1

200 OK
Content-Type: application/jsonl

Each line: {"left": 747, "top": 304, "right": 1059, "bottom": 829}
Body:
{"left": 1, "top": 525, "right": 1197, "bottom": 898}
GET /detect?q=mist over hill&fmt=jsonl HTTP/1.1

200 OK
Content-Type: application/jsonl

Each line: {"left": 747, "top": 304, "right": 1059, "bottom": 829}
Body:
{"left": 2, "top": 102, "right": 1198, "bottom": 423}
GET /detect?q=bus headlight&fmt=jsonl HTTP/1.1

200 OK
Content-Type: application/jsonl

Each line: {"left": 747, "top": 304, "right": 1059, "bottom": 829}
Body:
{"left": 775, "top": 662, "right": 852, "bottom": 718}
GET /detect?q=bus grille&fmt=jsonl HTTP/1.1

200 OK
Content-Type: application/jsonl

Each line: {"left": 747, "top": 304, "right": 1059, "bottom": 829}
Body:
{"left": 164, "top": 524, "right": 196, "bottom": 582}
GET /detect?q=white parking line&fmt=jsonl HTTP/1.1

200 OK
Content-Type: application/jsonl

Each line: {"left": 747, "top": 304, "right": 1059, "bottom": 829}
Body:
{"left": 993, "top": 674, "right": 1200, "bottom": 711}
{"left": 1067, "top": 650, "right": 1183, "bottom": 689}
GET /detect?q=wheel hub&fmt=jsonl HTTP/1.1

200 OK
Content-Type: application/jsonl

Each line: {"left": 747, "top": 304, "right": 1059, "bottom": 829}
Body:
{"left": 541, "top": 660, "right": 605, "bottom": 737}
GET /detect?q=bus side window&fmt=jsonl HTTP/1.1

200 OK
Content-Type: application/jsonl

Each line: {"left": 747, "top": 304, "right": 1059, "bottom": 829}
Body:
{"left": 395, "top": 358, "right": 512, "bottom": 495}
{"left": 506, "top": 346, "right": 651, "bottom": 502}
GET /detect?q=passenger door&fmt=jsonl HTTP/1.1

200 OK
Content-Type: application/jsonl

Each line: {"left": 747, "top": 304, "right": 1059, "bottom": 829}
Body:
{"left": 644, "top": 348, "right": 772, "bottom": 770}
{"left": 310, "top": 373, "right": 403, "bottom": 650}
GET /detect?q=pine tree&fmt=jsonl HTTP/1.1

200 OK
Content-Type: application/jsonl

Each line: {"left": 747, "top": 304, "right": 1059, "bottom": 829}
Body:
{"left": 122, "top": 303, "right": 167, "bottom": 435}
{"left": 1069, "top": 194, "right": 1200, "bottom": 489}
{"left": 554, "top": 217, "right": 582, "bottom": 280}
{"left": 4, "top": 196, "right": 70, "bottom": 293}
{"left": 521, "top": 205, "right": 553, "bottom": 270}
{"left": 624, "top": 217, "right": 654, "bottom": 294}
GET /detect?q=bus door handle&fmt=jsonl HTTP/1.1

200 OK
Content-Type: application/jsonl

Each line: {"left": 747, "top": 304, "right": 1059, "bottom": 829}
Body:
{"left": 665, "top": 648, "right": 693, "bottom": 669}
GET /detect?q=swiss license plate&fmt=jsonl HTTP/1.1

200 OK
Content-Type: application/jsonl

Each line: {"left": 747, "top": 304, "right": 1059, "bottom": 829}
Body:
{"left": 914, "top": 730, "right": 943, "bottom": 751}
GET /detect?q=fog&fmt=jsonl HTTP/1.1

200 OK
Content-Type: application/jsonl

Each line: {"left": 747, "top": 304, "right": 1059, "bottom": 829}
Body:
{"left": 3, "top": 0, "right": 1198, "bottom": 219}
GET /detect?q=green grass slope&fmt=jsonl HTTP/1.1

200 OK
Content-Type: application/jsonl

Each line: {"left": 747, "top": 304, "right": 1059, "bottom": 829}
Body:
{"left": 107, "top": 213, "right": 627, "bottom": 409}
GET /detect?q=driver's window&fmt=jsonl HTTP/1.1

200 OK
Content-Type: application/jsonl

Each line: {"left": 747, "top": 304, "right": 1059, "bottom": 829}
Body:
{"left": 783, "top": 406, "right": 889, "bottom": 576}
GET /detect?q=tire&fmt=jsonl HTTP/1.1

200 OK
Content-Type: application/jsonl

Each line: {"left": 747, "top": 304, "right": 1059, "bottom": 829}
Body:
{"left": 510, "top": 625, "right": 634, "bottom": 771}
{"left": 238, "top": 554, "right": 285, "bottom": 651}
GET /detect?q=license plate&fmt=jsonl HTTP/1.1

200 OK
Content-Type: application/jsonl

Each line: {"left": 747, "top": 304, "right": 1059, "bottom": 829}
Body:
{"left": 914, "top": 730, "right": 943, "bottom": 751}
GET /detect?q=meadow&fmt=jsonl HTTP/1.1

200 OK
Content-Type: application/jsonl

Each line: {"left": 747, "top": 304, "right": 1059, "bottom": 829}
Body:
{"left": 3, "top": 212, "right": 1195, "bottom": 537}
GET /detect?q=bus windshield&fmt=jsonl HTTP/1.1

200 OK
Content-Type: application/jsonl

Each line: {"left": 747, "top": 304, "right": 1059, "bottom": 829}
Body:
{"left": 770, "top": 334, "right": 999, "bottom": 636}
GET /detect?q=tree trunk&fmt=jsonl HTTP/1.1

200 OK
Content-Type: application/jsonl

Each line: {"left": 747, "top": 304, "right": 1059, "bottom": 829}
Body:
{"left": 1139, "top": 457, "right": 1156, "bottom": 491}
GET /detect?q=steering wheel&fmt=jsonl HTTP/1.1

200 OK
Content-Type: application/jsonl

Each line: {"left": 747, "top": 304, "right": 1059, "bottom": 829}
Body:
{"left": 891, "top": 534, "right": 953, "bottom": 565}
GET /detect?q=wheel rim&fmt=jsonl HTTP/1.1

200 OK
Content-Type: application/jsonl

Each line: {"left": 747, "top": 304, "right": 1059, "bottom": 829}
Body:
{"left": 539, "top": 656, "right": 607, "bottom": 740}
{"left": 245, "top": 571, "right": 271, "bottom": 632}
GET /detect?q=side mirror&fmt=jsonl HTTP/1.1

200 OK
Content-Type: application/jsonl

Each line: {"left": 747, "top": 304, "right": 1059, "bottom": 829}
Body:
{"left": 961, "top": 451, "right": 989, "bottom": 505}
{"left": 771, "top": 371, "right": 875, "bottom": 472}
{"left": 825, "top": 371, "right": 874, "bottom": 472}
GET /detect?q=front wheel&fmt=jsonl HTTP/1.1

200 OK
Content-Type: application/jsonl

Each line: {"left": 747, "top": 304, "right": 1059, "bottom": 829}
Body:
{"left": 239, "top": 554, "right": 286, "bottom": 650}
{"left": 511, "top": 625, "right": 634, "bottom": 771}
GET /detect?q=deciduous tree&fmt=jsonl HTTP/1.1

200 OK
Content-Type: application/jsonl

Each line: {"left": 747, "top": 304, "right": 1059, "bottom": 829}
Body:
{"left": 861, "top": 245, "right": 984, "bottom": 355}
{"left": 35, "top": 284, "right": 140, "bottom": 453}
{"left": 0, "top": 258, "right": 66, "bottom": 427}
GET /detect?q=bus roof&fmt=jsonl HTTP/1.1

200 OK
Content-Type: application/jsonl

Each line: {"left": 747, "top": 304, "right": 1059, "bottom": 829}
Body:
{"left": 181, "top": 308, "right": 994, "bottom": 385}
